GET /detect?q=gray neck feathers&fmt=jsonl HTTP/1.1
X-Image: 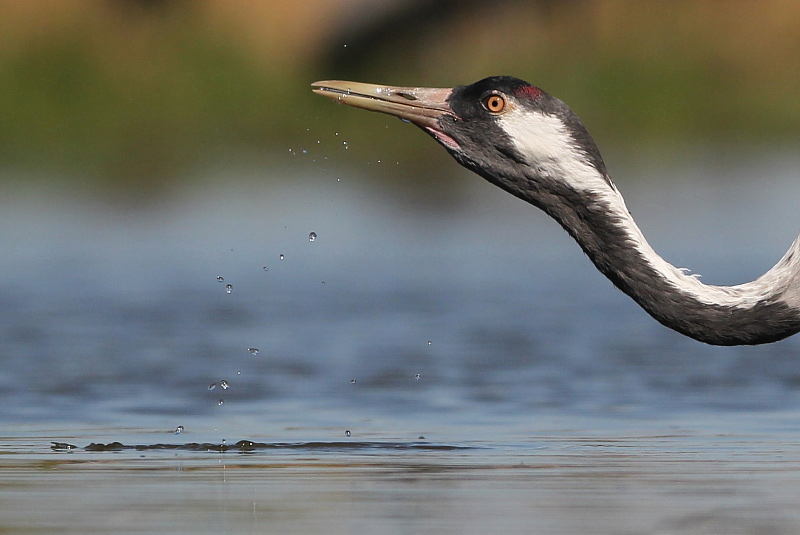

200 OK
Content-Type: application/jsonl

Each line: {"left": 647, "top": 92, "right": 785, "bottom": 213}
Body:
{"left": 491, "top": 107, "right": 800, "bottom": 345}
{"left": 534, "top": 180, "right": 800, "bottom": 345}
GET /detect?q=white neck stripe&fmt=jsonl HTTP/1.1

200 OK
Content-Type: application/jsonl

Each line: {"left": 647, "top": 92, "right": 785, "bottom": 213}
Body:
{"left": 498, "top": 109, "right": 799, "bottom": 310}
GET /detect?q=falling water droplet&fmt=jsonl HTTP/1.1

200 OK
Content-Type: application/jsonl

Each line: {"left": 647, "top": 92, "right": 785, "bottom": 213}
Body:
{"left": 225, "top": 284, "right": 232, "bottom": 294}
{"left": 236, "top": 370, "right": 241, "bottom": 375}
{"left": 308, "top": 232, "right": 317, "bottom": 242}
{"left": 218, "top": 399, "right": 224, "bottom": 406}
{"left": 279, "top": 254, "right": 285, "bottom": 260}
{"left": 174, "top": 425, "right": 184, "bottom": 435}
{"left": 208, "top": 383, "right": 217, "bottom": 391}
{"left": 216, "top": 276, "right": 224, "bottom": 282}
{"left": 345, "top": 430, "right": 351, "bottom": 437}
{"left": 415, "top": 373, "right": 421, "bottom": 381}
{"left": 248, "top": 348, "right": 260, "bottom": 355}
{"left": 220, "top": 380, "right": 229, "bottom": 390}
{"left": 263, "top": 266, "right": 269, "bottom": 271}
{"left": 350, "top": 379, "right": 357, "bottom": 384}
{"left": 427, "top": 340, "right": 432, "bottom": 346}
{"left": 301, "top": 149, "right": 307, "bottom": 155}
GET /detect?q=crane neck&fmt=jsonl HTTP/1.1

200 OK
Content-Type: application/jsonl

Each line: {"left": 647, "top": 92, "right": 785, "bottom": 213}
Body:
{"left": 504, "top": 167, "right": 800, "bottom": 345}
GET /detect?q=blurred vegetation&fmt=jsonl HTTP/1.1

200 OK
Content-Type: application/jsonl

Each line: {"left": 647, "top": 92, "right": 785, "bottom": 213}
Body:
{"left": 0, "top": 0, "right": 798, "bottom": 199}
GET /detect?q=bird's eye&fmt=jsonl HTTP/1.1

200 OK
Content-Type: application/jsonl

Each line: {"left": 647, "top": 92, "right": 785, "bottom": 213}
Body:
{"left": 483, "top": 94, "right": 506, "bottom": 113}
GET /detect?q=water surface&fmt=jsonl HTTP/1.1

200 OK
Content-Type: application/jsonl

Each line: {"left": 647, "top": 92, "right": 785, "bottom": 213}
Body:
{"left": 1, "top": 152, "right": 799, "bottom": 533}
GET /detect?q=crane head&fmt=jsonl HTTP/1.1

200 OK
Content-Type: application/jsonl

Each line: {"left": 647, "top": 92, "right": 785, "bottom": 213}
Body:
{"left": 311, "top": 76, "right": 609, "bottom": 194}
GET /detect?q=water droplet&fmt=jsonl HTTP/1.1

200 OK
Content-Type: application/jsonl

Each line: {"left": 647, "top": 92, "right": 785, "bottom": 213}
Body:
{"left": 218, "top": 399, "right": 224, "bottom": 406}
{"left": 350, "top": 379, "right": 357, "bottom": 384}
{"left": 263, "top": 266, "right": 269, "bottom": 271}
{"left": 336, "top": 178, "right": 341, "bottom": 182}
{"left": 345, "top": 430, "right": 351, "bottom": 437}
{"left": 248, "top": 348, "right": 260, "bottom": 355}
{"left": 415, "top": 373, "right": 421, "bottom": 380}
{"left": 208, "top": 383, "right": 217, "bottom": 391}
{"left": 174, "top": 425, "right": 184, "bottom": 435}
{"left": 343, "top": 44, "right": 347, "bottom": 48}
{"left": 400, "top": 118, "right": 411, "bottom": 123}
{"left": 308, "top": 232, "right": 317, "bottom": 242}
{"left": 236, "top": 370, "right": 241, "bottom": 375}
{"left": 216, "top": 276, "right": 224, "bottom": 282}
{"left": 225, "top": 284, "right": 232, "bottom": 294}
{"left": 301, "top": 149, "right": 307, "bottom": 154}
{"left": 279, "top": 254, "right": 285, "bottom": 260}
{"left": 220, "top": 380, "right": 229, "bottom": 390}
{"left": 427, "top": 340, "right": 432, "bottom": 346}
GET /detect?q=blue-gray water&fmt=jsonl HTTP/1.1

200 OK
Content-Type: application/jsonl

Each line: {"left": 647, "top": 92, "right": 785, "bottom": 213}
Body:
{"left": 2, "top": 151, "right": 800, "bottom": 533}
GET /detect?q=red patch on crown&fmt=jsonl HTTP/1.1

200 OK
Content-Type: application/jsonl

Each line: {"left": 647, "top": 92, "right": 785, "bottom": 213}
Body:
{"left": 513, "top": 85, "right": 542, "bottom": 100}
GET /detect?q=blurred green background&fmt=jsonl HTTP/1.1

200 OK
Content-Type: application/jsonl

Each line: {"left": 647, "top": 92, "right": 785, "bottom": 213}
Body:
{"left": 1, "top": 0, "right": 798, "bottom": 203}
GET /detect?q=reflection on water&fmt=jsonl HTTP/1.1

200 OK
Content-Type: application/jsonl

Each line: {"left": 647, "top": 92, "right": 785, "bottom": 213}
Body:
{"left": 52, "top": 439, "right": 468, "bottom": 452}
{"left": 5, "top": 426, "right": 800, "bottom": 535}
{"left": 1, "top": 152, "right": 800, "bottom": 533}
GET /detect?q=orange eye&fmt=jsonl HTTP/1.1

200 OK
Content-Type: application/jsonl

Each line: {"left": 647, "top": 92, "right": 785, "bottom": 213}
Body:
{"left": 484, "top": 94, "right": 506, "bottom": 113}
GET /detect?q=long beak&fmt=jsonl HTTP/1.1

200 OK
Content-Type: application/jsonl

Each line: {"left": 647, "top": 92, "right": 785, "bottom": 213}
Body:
{"left": 311, "top": 80, "right": 454, "bottom": 130}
